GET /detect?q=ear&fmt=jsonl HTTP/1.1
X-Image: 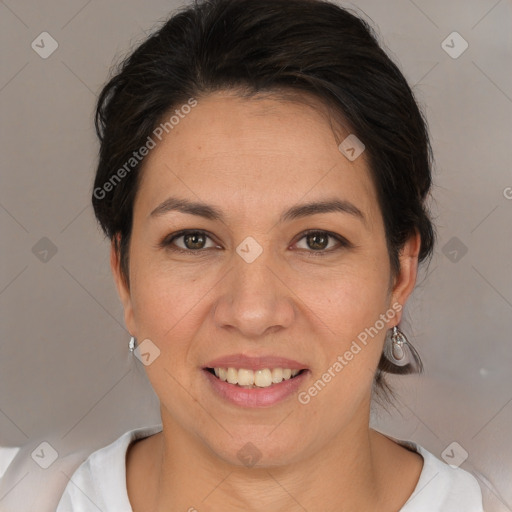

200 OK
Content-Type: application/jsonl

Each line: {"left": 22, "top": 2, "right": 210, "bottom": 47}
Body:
{"left": 110, "top": 234, "right": 137, "bottom": 337}
{"left": 389, "top": 230, "right": 421, "bottom": 325}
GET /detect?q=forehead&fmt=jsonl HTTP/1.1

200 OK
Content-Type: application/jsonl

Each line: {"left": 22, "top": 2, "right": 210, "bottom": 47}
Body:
{"left": 135, "top": 91, "right": 380, "bottom": 230}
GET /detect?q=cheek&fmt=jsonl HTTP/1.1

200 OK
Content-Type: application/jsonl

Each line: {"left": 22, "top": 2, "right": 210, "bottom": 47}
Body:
{"left": 128, "top": 254, "right": 222, "bottom": 358}
{"left": 293, "top": 258, "right": 390, "bottom": 338}
{"left": 290, "top": 265, "right": 391, "bottom": 407}
{"left": 295, "top": 273, "right": 391, "bottom": 418}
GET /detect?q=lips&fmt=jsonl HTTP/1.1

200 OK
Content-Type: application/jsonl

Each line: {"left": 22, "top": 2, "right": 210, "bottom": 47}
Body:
{"left": 202, "top": 353, "right": 309, "bottom": 407}
{"left": 204, "top": 354, "right": 308, "bottom": 371}
{"left": 203, "top": 367, "right": 308, "bottom": 407}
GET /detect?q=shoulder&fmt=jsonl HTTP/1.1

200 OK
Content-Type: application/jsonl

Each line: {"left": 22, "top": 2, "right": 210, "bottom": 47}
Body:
{"left": 56, "top": 424, "right": 163, "bottom": 512}
{"left": 399, "top": 441, "right": 484, "bottom": 512}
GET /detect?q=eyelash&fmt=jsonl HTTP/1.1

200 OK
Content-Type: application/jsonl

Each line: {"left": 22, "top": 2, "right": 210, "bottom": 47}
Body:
{"left": 159, "top": 229, "right": 351, "bottom": 257}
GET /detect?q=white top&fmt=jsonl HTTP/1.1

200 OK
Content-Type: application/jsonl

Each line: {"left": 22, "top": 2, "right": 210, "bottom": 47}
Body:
{"left": 56, "top": 425, "right": 484, "bottom": 512}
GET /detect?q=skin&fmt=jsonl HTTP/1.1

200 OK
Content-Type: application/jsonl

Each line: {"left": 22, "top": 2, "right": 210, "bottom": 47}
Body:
{"left": 111, "top": 90, "right": 424, "bottom": 512}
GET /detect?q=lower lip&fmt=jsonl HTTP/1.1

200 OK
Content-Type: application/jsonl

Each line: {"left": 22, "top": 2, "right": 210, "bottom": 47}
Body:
{"left": 203, "top": 369, "right": 309, "bottom": 408}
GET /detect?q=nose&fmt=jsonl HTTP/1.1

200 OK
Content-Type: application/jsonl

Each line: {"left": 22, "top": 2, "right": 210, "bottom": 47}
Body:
{"left": 213, "top": 248, "right": 296, "bottom": 340}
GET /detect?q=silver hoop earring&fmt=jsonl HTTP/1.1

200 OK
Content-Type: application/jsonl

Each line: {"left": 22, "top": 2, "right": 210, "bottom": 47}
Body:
{"left": 384, "top": 325, "right": 410, "bottom": 367}
{"left": 129, "top": 336, "right": 136, "bottom": 352}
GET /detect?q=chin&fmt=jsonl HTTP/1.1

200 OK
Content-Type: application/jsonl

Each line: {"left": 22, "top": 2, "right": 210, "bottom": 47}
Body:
{"left": 204, "top": 428, "right": 308, "bottom": 469}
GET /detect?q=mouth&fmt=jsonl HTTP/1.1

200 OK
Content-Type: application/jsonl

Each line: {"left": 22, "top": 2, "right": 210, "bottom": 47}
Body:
{"left": 202, "top": 354, "right": 310, "bottom": 407}
{"left": 204, "top": 367, "right": 307, "bottom": 388}
{"left": 202, "top": 359, "right": 310, "bottom": 407}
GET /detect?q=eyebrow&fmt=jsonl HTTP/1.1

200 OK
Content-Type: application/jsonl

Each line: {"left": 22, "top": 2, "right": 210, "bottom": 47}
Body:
{"left": 150, "top": 196, "right": 366, "bottom": 227}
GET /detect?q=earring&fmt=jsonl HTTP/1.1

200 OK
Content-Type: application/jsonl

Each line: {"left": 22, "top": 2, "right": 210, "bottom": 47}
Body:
{"left": 129, "top": 336, "right": 136, "bottom": 352}
{"left": 384, "top": 325, "right": 410, "bottom": 367}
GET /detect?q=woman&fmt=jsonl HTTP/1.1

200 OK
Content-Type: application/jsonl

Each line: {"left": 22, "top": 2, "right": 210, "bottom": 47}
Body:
{"left": 57, "top": 0, "right": 484, "bottom": 510}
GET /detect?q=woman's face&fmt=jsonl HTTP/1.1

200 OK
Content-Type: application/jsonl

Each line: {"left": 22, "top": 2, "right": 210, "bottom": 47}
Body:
{"left": 112, "top": 91, "right": 419, "bottom": 466}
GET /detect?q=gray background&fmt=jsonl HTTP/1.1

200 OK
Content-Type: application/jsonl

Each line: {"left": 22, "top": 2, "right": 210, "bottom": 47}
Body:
{"left": 0, "top": 0, "right": 511, "bottom": 511}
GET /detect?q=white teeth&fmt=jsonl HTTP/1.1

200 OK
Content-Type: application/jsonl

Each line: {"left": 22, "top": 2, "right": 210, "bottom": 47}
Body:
{"left": 212, "top": 367, "right": 302, "bottom": 387}
{"left": 254, "top": 369, "right": 272, "bottom": 387}
{"left": 271, "top": 368, "right": 283, "bottom": 383}
{"left": 237, "top": 368, "right": 254, "bottom": 386}
{"left": 227, "top": 367, "right": 238, "bottom": 385}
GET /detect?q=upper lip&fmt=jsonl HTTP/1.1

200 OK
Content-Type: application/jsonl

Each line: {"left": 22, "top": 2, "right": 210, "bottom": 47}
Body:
{"left": 204, "top": 354, "right": 308, "bottom": 371}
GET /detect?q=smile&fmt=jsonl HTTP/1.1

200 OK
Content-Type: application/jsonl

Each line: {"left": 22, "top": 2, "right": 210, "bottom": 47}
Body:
{"left": 206, "top": 367, "right": 304, "bottom": 388}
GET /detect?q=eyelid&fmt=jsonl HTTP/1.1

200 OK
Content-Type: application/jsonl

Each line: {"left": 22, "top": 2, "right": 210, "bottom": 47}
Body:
{"left": 292, "top": 229, "right": 351, "bottom": 255}
{"left": 159, "top": 229, "right": 351, "bottom": 255}
{"left": 158, "top": 229, "right": 220, "bottom": 253}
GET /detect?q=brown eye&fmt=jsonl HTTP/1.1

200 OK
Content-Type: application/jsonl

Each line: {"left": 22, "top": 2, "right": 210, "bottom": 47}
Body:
{"left": 306, "top": 232, "right": 329, "bottom": 250}
{"left": 294, "top": 230, "right": 349, "bottom": 255}
{"left": 182, "top": 232, "right": 208, "bottom": 250}
{"left": 161, "top": 230, "right": 217, "bottom": 253}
